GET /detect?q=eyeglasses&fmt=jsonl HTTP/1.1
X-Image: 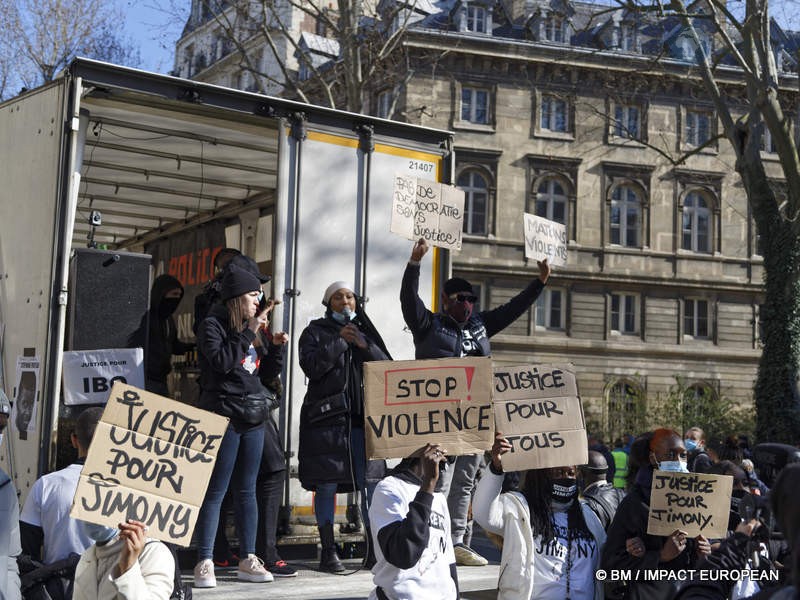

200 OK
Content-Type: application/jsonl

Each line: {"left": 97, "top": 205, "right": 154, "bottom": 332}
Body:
{"left": 450, "top": 293, "right": 478, "bottom": 303}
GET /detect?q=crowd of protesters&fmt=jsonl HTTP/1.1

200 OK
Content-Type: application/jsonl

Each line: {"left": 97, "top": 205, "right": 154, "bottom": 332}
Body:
{"left": 2, "top": 238, "right": 800, "bottom": 600}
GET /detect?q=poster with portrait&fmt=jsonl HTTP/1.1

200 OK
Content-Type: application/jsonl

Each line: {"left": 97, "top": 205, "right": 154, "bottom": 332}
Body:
{"left": 13, "top": 355, "right": 40, "bottom": 434}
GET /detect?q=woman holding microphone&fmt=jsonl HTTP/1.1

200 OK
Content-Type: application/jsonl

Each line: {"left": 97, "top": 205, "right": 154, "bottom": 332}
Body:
{"left": 193, "top": 263, "right": 287, "bottom": 588}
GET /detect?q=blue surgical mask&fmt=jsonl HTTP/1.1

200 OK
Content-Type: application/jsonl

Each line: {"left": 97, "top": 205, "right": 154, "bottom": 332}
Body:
{"left": 331, "top": 306, "right": 356, "bottom": 324}
{"left": 81, "top": 521, "right": 118, "bottom": 543}
{"left": 684, "top": 439, "right": 698, "bottom": 452}
{"left": 659, "top": 460, "right": 689, "bottom": 473}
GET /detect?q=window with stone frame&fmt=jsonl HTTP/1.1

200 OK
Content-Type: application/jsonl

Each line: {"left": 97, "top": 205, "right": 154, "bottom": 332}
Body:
{"left": 460, "top": 86, "right": 491, "bottom": 124}
{"left": 684, "top": 109, "right": 713, "bottom": 147}
{"left": 457, "top": 168, "right": 490, "bottom": 235}
{"left": 684, "top": 298, "right": 711, "bottom": 339}
{"left": 540, "top": 94, "right": 570, "bottom": 133}
{"left": 544, "top": 15, "right": 568, "bottom": 43}
{"left": 609, "top": 184, "right": 642, "bottom": 247}
{"left": 535, "top": 288, "right": 566, "bottom": 330}
{"left": 466, "top": 4, "right": 489, "bottom": 33}
{"left": 619, "top": 23, "right": 638, "bottom": 51}
{"left": 527, "top": 156, "right": 580, "bottom": 242}
{"left": 535, "top": 178, "right": 568, "bottom": 225}
{"left": 610, "top": 293, "right": 640, "bottom": 335}
{"left": 612, "top": 102, "right": 643, "bottom": 140}
{"left": 681, "top": 190, "right": 712, "bottom": 253}
{"left": 606, "top": 378, "right": 645, "bottom": 444}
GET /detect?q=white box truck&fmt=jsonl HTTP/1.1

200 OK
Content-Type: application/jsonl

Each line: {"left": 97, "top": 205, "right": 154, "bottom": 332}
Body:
{"left": 0, "top": 58, "right": 453, "bottom": 529}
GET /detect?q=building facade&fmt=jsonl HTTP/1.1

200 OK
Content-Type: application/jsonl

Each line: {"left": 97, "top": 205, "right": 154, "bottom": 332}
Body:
{"left": 176, "top": 0, "right": 800, "bottom": 440}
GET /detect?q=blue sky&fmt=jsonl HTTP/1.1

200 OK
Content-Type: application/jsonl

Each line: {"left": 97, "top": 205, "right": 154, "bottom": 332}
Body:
{"left": 121, "top": 1, "right": 188, "bottom": 74}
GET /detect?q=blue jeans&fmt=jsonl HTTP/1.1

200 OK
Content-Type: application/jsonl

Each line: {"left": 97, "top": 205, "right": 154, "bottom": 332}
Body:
{"left": 314, "top": 426, "right": 374, "bottom": 526}
{"left": 195, "top": 422, "right": 264, "bottom": 560}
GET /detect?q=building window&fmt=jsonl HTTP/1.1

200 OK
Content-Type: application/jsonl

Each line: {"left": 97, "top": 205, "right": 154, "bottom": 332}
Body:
{"left": 684, "top": 298, "right": 710, "bottom": 339}
{"left": 613, "top": 104, "right": 642, "bottom": 140}
{"left": 535, "top": 288, "right": 565, "bottom": 330}
{"left": 544, "top": 16, "right": 567, "bottom": 43}
{"left": 535, "top": 178, "right": 568, "bottom": 224}
{"left": 761, "top": 129, "right": 777, "bottom": 153}
{"left": 457, "top": 169, "right": 489, "bottom": 235}
{"left": 377, "top": 90, "right": 392, "bottom": 119}
{"left": 466, "top": 5, "right": 488, "bottom": 33}
{"left": 682, "top": 191, "right": 711, "bottom": 253}
{"left": 606, "top": 378, "right": 644, "bottom": 443}
{"left": 611, "top": 293, "right": 639, "bottom": 334}
{"left": 610, "top": 185, "right": 641, "bottom": 247}
{"left": 540, "top": 95, "right": 569, "bottom": 133}
{"left": 461, "top": 87, "right": 490, "bottom": 124}
{"left": 685, "top": 110, "right": 712, "bottom": 146}
{"left": 619, "top": 24, "right": 637, "bottom": 51}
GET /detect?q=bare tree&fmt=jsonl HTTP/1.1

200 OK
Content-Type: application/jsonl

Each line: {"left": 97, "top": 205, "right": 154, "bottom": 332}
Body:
{"left": 0, "top": 0, "right": 139, "bottom": 100}
{"left": 611, "top": 0, "right": 800, "bottom": 442}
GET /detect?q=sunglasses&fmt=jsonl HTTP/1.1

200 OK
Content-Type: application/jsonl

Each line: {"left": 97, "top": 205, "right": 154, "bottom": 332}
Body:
{"left": 451, "top": 293, "right": 478, "bottom": 303}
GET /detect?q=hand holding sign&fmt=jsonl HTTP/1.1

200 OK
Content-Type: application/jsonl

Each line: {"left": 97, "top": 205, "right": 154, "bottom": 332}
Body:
{"left": 117, "top": 520, "right": 148, "bottom": 577}
{"left": 410, "top": 238, "right": 430, "bottom": 262}
{"left": 537, "top": 258, "right": 551, "bottom": 284}
{"left": 491, "top": 432, "right": 513, "bottom": 472}
{"left": 416, "top": 443, "right": 448, "bottom": 494}
{"left": 390, "top": 176, "right": 465, "bottom": 251}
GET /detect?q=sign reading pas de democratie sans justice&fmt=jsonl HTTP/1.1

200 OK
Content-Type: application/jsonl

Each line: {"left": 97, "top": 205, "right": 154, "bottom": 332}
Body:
{"left": 647, "top": 470, "right": 734, "bottom": 539}
{"left": 364, "top": 357, "right": 494, "bottom": 459}
{"left": 492, "top": 364, "right": 588, "bottom": 471}
{"left": 70, "top": 383, "right": 229, "bottom": 546}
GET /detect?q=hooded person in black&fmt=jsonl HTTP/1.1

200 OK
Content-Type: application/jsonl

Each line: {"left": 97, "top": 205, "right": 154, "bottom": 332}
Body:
{"left": 129, "top": 274, "right": 194, "bottom": 396}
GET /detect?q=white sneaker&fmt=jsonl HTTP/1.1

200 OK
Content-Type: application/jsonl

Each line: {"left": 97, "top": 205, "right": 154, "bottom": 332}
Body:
{"left": 193, "top": 559, "right": 216, "bottom": 588}
{"left": 237, "top": 554, "right": 274, "bottom": 583}
{"left": 454, "top": 543, "right": 489, "bottom": 566}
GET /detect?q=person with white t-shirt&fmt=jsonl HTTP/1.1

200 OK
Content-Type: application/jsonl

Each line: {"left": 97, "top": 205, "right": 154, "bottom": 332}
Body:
{"left": 368, "top": 443, "right": 458, "bottom": 600}
{"left": 20, "top": 407, "right": 102, "bottom": 564}
{"left": 473, "top": 432, "right": 607, "bottom": 600}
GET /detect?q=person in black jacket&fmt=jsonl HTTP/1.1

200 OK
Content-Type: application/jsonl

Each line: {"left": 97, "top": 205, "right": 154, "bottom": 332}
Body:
{"left": 192, "top": 263, "right": 286, "bottom": 588}
{"left": 298, "top": 281, "right": 390, "bottom": 573}
{"left": 580, "top": 450, "right": 626, "bottom": 531}
{"left": 400, "top": 237, "right": 550, "bottom": 566}
{"left": 601, "top": 429, "right": 712, "bottom": 600}
{"left": 128, "top": 274, "right": 195, "bottom": 396}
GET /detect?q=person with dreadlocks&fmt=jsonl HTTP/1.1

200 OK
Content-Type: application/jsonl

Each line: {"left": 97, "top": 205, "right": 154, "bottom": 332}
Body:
{"left": 472, "top": 432, "right": 606, "bottom": 600}
{"left": 601, "top": 429, "right": 712, "bottom": 600}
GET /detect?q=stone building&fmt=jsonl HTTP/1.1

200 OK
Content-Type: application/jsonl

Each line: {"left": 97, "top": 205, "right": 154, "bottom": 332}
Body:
{"left": 175, "top": 0, "right": 800, "bottom": 440}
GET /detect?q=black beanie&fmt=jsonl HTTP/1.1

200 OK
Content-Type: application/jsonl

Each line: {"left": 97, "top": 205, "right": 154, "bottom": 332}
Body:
{"left": 221, "top": 264, "right": 261, "bottom": 301}
{"left": 443, "top": 277, "right": 474, "bottom": 296}
{"left": 229, "top": 254, "right": 271, "bottom": 283}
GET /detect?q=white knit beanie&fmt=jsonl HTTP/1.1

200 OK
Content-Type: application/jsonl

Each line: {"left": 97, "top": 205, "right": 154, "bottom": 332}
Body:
{"left": 322, "top": 281, "right": 354, "bottom": 305}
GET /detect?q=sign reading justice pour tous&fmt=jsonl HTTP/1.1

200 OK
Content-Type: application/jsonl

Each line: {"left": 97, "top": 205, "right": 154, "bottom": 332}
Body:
{"left": 364, "top": 357, "right": 493, "bottom": 459}
{"left": 492, "top": 364, "right": 588, "bottom": 471}
{"left": 70, "top": 383, "right": 229, "bottom": 546}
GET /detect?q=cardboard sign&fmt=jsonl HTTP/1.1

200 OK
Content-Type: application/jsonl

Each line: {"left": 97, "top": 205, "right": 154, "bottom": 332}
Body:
{"left": 62, "top": 348, "right": 145, "bottom": 405}
{"left": 364, "top": 357, "right": 493, "bottom": 459}
{"left": 523, "top": 213, "right": 568, "bottom": 267}
{"left": 647, "top": 471, "right": 733, "bottom": 538}
{"left": 70, "top": 383, "right": 229, "bottom": 546}
{"left": 492, "top": 364, "right": 587, "bottom": 471}
{"left": 390, "top": 174, "right": 465, "bottom": 251}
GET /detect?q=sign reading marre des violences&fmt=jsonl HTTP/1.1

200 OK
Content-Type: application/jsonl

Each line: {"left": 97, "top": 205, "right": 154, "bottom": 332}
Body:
{"left": 70, "top": 382, "right": 229, "bottom": 546}
{"left": 492, "top": 364, "right": 588, "bottom": 471}
{"left": 647, "top": 470, "right": 733, "bottom": 539}
{"left": 364, "top": 357, "right": 493, "bottom": 459}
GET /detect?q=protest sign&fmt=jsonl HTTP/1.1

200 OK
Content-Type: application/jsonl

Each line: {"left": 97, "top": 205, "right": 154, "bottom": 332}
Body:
{"left": 523, "top": 213, "right": 568, "bottom": 267}
{"left": 492, "top": 364, "right": 587, "bottom": 471}
{"left": 62, "top": 348, "right": 145, "bottom": 405}
{"left": 364, "top": 357, "right": 493, "bottom": 459}
{"left": 390, "top": 174, "right": 465, "bottom": 251}
{"left": 647, "top": 470, "right": 733, "bottom": 538}
{"left": 70, "top": 382, "right": 228, "bottom": 546}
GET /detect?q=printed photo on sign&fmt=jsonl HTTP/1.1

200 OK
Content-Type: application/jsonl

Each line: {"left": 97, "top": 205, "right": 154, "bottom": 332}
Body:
{"left": 62, "top": 348, "right": 145, "bottom": 406}
{"left": 13, "top": 355, "right": 40, "bottom": 434}
{"left": 492, "top": 364, "right": 587, "bottom": 471}
{"left": 390, "top": 174, "right": 465, "bottom": 251}
{"left": 647, "top": 470, "right": 733, "bottom": 539}
{"left": 70, "top": 382, "right": 229, "bottom": 546}
{"left": 523, "top": 213, "right": 568, "bottom": 267}
{"left": 363, "top": 357, "right": 494, "bottom": 459}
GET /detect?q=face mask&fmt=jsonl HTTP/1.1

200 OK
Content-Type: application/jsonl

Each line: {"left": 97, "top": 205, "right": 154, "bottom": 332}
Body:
{"left": 158, "top": 297, "right": 181, "bottom": 317}
{"left": 551, "top": 478, "right": 579, "bottom": 502}
{"left": 331, "top": 307, "right": 356, "bottom": 324}
{"left": 82, "top": 521, "right": 118, "bottom": 543}
{"left": 684, "top": 439, "right": 698, "bottom": 452}
{"left": 659, "top": 460, "right": 689, "bottom": 473}
{"left": 447, "top": 302, "right": 473, "bottom": 323}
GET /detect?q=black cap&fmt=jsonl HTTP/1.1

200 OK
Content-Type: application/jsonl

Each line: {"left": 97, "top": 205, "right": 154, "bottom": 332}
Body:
{"left": 229, "top": 254, "right": 271, "bottom": 284}
{"left": 221, "top": 264, "right": 262, "bottom": 301}
{"left": 443, "top": 277, "right": 473, "bottom": 296}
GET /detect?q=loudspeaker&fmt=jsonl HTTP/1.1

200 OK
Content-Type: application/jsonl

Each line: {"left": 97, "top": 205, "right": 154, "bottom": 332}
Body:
{"left": 67, "top": 249, "right": 152, "bottom": 351}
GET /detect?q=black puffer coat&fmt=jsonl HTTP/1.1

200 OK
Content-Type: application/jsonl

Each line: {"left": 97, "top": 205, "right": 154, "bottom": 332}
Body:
{"left": 297, "top": 314, "right": 388, "bottom": 491}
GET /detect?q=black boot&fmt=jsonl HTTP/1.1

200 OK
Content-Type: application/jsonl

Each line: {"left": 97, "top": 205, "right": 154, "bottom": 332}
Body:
{"left": 319, "top": 522, "right": 345, "bottom": 573}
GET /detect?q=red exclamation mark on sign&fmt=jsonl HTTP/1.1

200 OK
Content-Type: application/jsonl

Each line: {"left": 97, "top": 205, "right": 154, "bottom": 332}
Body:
{"left": 465, "top": 367, "right": 475, "bottom": 402}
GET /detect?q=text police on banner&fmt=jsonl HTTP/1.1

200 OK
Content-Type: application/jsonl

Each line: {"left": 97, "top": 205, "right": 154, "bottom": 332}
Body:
{"left": 70, "top": 382, "right": 228, "bottom": 546}
{"left": 647, "top": 470, "right": 733, "bottom": 539}
{"left": 492, "top": 364, "right": 588, "bottom": 471}
{"left": 62, "top": 348, "right": 145, "bottom": 405}
{"left": 364, "top": 357, "right": 493, "bottom": 459}
{"left": 390, "top": 174, "right": 465, "bottom": 251}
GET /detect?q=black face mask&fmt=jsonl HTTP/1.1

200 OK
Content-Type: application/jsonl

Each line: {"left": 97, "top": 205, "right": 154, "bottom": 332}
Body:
{"left": 158, "top": 297, "right": 181, "bottom": 317}
{"left": 551, "top": 478, "right": 579, "bottom": 502}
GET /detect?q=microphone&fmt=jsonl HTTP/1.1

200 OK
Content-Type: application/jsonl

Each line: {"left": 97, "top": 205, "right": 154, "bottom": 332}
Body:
{"left": 342, "top": 306, "right": 355, "bottom": 322}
